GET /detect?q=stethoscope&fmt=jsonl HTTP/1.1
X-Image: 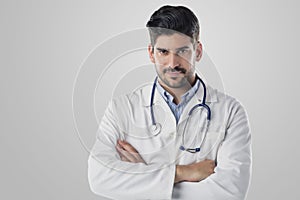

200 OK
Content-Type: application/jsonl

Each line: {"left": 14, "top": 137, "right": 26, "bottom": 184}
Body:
{"left": 150, "top": 75, "right": 211, "bottom": 153}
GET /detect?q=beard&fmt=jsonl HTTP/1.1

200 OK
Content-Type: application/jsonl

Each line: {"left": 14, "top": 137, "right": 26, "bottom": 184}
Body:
{"left": 156, "top": 65, "right": 195, "bottom": 88}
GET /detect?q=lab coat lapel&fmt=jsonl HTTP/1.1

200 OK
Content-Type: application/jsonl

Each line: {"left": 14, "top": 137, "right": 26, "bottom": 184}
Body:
{"left": 177, "top": 93, "right": 201, "bottom": 125}
{"left": 142, "top": 84, "right": 177, "bottom": 131}
{"left": 178, "top": 83, "right": 216, "bottom": 125}
{"left": 152, "top": 87, "right": 177, "bottom": 130}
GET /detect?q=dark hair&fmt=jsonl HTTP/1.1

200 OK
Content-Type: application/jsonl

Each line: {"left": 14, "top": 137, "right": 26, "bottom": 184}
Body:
{"left": 146, "top": 5, "right": 200, "bottom": 46}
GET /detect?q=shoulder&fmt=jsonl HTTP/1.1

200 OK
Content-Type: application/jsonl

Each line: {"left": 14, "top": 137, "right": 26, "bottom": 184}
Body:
{"left": 208, "top": 85, "right": 249, "bottom": 125}
{"left": 209, "top": 85, "right": 246, "bottom": 111}
{"left": 110, "top": 83, "right": 153, "bottom": 110}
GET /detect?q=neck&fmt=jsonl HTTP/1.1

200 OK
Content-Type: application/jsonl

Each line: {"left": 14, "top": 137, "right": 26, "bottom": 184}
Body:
{"left": 158, "top": 76, "right": 196, "bottom": 104}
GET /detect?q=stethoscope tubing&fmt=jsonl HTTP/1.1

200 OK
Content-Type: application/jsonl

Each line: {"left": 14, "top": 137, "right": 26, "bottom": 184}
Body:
{"left": 149, "top": 75, "right": 212, "bottom": 153}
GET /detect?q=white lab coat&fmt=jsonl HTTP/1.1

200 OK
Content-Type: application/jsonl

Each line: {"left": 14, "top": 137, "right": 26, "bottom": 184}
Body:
{"left": 88, "top": 82, "right": 252, "bottom": 200}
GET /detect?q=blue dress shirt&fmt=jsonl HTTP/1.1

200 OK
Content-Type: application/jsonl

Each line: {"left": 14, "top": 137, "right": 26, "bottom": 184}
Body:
{"left": 156, "top": 78, "right": 200, "bottom": 123}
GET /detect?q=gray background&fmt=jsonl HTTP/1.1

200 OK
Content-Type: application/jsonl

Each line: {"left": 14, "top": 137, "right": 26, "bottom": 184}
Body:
{"left": 1, "top": 0, "right": 299, "bottom": 199}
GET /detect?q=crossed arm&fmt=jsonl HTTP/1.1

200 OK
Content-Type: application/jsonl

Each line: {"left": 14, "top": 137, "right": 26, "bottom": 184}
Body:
{"left": 89, "top": 98, "right": 251, "bottom": 199}
{"left": 116, "top": 139, "right": 215, "bottom": 183}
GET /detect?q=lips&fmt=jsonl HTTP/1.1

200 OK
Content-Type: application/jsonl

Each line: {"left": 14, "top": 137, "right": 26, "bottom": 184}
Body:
{"left": 166, "top": 71, "right": 182, "bottom": 76}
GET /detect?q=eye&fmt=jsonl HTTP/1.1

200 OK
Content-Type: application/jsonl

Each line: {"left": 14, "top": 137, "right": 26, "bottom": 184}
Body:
{"left": 158, "top": 49, "right": 169, "bottom": 55}
{"left": 177, "top": 49, "right": 188, "bottom": 55}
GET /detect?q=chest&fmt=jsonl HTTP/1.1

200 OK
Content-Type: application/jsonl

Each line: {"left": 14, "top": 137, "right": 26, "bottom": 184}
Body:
{"left": 117, "top": 103, "right": 226, "bottom": 165}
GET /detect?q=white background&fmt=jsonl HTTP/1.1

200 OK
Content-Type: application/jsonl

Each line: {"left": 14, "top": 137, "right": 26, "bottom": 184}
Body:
{"left": 1, "top": 0, "right": 300, "bottom": 199}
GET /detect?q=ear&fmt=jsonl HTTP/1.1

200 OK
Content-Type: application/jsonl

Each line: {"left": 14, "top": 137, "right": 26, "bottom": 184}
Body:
{"left": 195, "top": 41, "right": 203, "bottom": 62}
{"left": 148, "top": 44, "right": 155, "bottom": 63}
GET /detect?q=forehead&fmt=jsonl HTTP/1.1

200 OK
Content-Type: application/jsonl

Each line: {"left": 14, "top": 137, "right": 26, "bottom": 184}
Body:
{"left": 155, "top": 33, "right": 193, "bottom": 49}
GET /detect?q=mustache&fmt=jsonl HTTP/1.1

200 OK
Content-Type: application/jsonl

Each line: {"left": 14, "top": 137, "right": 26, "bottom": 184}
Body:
{"left": 163, "top": 66, "right": 186, "bottom": 74}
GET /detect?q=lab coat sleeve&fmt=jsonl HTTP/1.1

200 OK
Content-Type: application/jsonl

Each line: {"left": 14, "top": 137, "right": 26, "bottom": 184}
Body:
{"left": 174, "top": 99, "right": 252, "bottom": 200}
{"left": 88, "top": 99, "right": 176, "bottom": 200}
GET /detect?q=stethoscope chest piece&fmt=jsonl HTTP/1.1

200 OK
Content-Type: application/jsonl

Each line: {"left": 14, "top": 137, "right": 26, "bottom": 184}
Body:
{"left": 150, "top": 123, "right": 161, "bottom": 136}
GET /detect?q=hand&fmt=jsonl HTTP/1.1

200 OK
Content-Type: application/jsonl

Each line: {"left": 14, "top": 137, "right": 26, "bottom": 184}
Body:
{"left": 174, "top": 159, "right": 215, "bottom": 183}
{"left": 116, "top": 140, "right": 146, "bottom": 164}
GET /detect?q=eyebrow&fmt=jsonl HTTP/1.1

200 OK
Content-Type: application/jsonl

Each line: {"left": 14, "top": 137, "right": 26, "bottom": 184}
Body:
{"left": 156, "top": 46, "right": 190, "bottom": 52}
{"left": 176, "top": 46, "right": 190, "bottom": 51}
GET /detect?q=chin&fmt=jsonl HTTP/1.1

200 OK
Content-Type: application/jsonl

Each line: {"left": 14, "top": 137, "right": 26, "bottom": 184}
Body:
{"left": 164, "top": 78, "right": 189, "bottom": 88}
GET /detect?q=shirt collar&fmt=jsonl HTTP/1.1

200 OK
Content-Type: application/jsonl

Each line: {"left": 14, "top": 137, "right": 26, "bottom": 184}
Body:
{"left": 139, "top": 76, "right": 218, "bottom": 107}
{"left": 156, "top": 79, "right": 200, "bottom": 105}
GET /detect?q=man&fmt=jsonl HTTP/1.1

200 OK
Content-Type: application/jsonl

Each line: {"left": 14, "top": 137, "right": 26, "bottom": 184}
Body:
{"left": 88, "top": 5, "right": 252, "bottom": 200}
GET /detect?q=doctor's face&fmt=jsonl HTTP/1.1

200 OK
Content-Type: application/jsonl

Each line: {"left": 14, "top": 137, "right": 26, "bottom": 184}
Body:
{"left": 148, "top": 33, "right": 202, "bottom": 89}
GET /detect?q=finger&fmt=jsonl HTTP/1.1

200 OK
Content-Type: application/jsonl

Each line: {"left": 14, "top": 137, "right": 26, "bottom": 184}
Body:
{"left": 117, "top": 141, "right": 146, "bottom": 163}
{"left": 118, "top": 140, "right": 135, "bottom": 151}
{"left": 116, "top": 144, "right": 123, "bottom": 156}
{"left": 116, "top": 145, "right": 132, "bottom": 162}
{"left": 120, "top": 155, "right": 130, "bottom": 162}
{"left": 121, "top": 150, "right": 139, "bottom": 163}
{"left": 120, "top": 147, "right": 145, "bottom": 163}
{"left": 118, "top": 140, "right": 138, "bottom": 153}
{"left": 116, "top": 144, "right": 138, "bottom": 163}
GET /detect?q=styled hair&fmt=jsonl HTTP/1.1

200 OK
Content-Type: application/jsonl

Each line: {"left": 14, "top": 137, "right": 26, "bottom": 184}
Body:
{"left": 146, "top": 5, "right": 200, "bottom": 46}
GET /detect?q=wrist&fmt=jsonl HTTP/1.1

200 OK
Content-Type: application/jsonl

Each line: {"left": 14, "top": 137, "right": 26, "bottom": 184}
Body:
{"left": 174, "top": 165, "right": 185, "bottom": 183}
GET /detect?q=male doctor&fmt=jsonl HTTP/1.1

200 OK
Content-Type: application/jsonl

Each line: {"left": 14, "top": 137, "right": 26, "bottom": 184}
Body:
{"left": 88, "top": 5, "right": 252, "bottom": 200}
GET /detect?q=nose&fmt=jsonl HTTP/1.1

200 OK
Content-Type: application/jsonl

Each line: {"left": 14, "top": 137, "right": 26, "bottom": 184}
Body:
{"left": 168, "top": 52, "right": 180, "bottom": 69}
